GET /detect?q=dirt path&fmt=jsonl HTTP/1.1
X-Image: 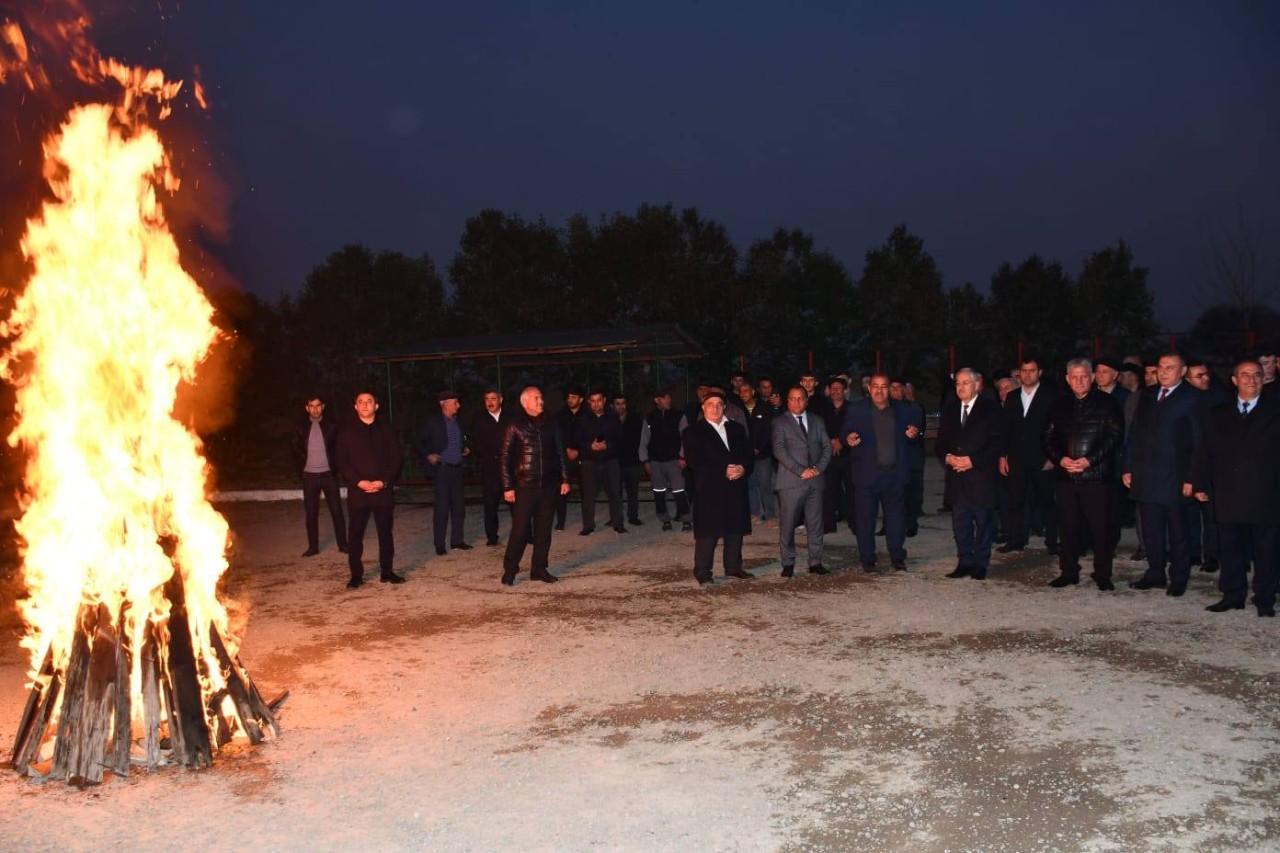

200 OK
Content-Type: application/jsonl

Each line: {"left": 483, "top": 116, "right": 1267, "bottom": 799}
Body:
{"left": 0, "top": 469, "right": 1277, "bottom": 851}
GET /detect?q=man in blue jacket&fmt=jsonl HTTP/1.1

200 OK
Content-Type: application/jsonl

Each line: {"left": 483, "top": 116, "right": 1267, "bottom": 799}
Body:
{"left": 841, "top": 373, "right": 923, "bottom": 572}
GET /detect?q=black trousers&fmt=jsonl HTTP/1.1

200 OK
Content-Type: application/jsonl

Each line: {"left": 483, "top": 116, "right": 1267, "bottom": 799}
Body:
{"left": 620, "top": 463, "right": 642, "bottom": 522}
{"left": 480, "top": 464, "right": 506, "bottom": 543}
{"left": 1056, "top": 481, "right": 1113, "bottom": 580}
{"left": 693, "top": 534, "right": 743, "bottom": 584}
{"left": 905, "top": 466, "right": 924, "bottom": 532}
{"left": 1219, "top": 522, "right": 1279, "bottom": 609}
{"left": 822, "top": 454, "right": 853, "bottom": 532}
{"left": 580, "top": 458, "right": 623, "bottom": 531}
{"left": 347, "top": 500, "right": 394, "bottom": 580}
{"left": 1138, "top": 500, "right": 1191, "bottom": 586}
{"left": 555, "top": 460, "right": 579, "bottom": 528}
{"left": 302, "top": 470, "right": 347, "bottom": 551}
{"left": 433, "top": 463, "right": 466, "bottom": 549}
{"left": 505, "top": 484, "right": 558, "bottom": 576}
{"left": 1006, "top": 458, "right": 1058, "bottom": 548}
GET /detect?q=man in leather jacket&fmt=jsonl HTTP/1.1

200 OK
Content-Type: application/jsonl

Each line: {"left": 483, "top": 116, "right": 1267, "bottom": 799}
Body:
{"left": 1041, "top": 358, "right": 1125, "bottom": 591}
{"left": 500, "top": 386, "right": 571, "bottom": 586}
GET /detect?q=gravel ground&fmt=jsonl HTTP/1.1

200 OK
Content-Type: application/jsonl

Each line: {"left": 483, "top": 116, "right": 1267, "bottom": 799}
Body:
{"left": 0, "top": 466, "right": 1277, "bottom": 852}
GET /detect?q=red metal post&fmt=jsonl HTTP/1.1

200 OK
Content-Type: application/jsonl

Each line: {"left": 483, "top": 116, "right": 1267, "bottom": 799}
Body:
{"left": 1016, "top": 339, "right": 1023, "bottom": 365}
{"left": 948, "top": 345, "right": 956, "bottom": 376}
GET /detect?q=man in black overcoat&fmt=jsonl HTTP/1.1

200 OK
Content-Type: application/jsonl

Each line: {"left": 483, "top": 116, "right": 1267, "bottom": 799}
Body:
{"left": 937, "top": 369, "right": 1005, "bottom": 580}
{"left": 1194, "top": 360, "right": 1280, "bottom": 617}
{"left": 682, "top": 390, "right": 755, "bottom": 586}
{"left": 998, "top": 358, "right": 1060, "bottom": 555}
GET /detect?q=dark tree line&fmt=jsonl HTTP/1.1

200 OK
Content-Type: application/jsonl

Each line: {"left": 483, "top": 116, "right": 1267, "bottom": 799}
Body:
{"left": 185, "top": 205, "right": 1271, "bottom": 485}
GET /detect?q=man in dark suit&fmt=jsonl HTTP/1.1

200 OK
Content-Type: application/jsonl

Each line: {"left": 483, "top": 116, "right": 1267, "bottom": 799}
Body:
{"left": 682, "top": 390, "right": 755, "bottom": 586}
{"left": 290, "top": 395, "right": 348, "bottom": 558}
{"left": 772, "top": 385, "right": 833, "bottom": 578}
{"left": 336, "top": 391, "right": 404, "bottom": 588}
{"left": 612, "top": 393, "right": 646, "bottom": 527}
{"left": 471, "top": 388, "right": 510, "bottom": 547}
{"left": 413, "top": 389, "right": 472, "bottom": 556}
{"left": 937, "top": 369, "right": 1006, "bottom": 580}
{"left": 841, "top": 373, "right": 923, "bottom": 572}
{"left": 891, "top": 378, "right": 927, "bottom": 536}
{"left": 820, "top": 378, "right": 853, "bottom": 535}
{"left": 1124, "top": 353, "right": 1206, "bottom": 597}
{"left": 1194, "top": 359, "right": 1279, "bottom": 617}
{"left": 574, "top": 389, "right": 626, "bottom": 535}
{"left": 999, "top": 358, "right": 1060, "bottom": 555}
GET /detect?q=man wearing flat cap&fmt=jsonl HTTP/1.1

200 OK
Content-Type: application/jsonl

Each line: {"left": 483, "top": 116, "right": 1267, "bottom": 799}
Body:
{"left": 414, "top": 389, "right": 472, "bottom": 556}
{"left": 682, "top": 389, "right": 756, "bottom": 586}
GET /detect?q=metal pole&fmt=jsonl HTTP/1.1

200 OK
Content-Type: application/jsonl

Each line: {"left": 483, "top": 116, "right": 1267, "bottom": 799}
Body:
{"left": 496, "top": 354, "right": 503, "bottom": 395}
{"left": 618, "top": 347, "right": 625, "bottom": 394}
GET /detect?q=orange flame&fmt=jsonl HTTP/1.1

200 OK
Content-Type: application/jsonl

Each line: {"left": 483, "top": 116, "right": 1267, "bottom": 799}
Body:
{"left": 1, "top": 16, "right": 244, "bottom": 759}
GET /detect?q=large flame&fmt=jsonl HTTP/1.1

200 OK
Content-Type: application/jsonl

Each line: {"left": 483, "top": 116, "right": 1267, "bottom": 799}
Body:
{"left": 1, "top": 56, "right": 237, "bottom": 753}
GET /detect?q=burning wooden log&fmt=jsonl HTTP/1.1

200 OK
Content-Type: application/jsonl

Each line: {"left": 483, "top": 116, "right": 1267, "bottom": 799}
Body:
{"left": 8, "top": 588, "right": 280, "bottom": 784}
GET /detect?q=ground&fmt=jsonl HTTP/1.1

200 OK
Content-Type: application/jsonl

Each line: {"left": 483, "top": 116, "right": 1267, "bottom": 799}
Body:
{"left": 0, "top": 467, "right": 1277, "bottom": 852}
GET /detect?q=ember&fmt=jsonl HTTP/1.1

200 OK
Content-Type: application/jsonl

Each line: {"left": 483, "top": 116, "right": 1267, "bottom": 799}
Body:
{"left": 1, "top": 8, "right": 278, "bottom": 783}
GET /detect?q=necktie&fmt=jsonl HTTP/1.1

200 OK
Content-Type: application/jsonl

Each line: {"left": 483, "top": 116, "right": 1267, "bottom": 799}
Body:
{"left": 796, "top": 415, "right": 807, "bottom": 436}
{"left": 961, "top": 404, "right": 969, "bottom": 426}
{"left": 1158, "top": 388, "right": 1168, "bottom": 402}
{"left": 1242, "top": 401, "right": 1251, "bottom": 416}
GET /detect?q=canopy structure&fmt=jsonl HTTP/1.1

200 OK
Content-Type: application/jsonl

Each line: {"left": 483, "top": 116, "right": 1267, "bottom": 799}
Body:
{"left": 360, "top": 324, "right": 706, "bottom": 423}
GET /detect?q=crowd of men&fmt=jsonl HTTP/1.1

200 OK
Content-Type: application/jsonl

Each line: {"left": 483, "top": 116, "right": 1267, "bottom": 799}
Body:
{"left": 289, "top": 350, "right": 1279, "bottom": 615}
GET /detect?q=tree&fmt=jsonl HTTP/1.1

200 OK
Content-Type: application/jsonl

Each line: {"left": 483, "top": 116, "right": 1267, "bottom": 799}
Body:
{"left": 1184, "top": 304, "right": 1280, "bottom": 364}
{"left": 449, "top": 210, "right": 567, "bottom": 335}
{"left": 1074, "top": 240, "right": 1157, "bottom": 354}
{"left": 1202, "top": 208, "right": 1274, "bottom": 335}
{"left": 738, "top": 228, "right": 856, "bottom": 376}
{"left": 941, "top": 283, "right": 998, "bottom": 375}
{"left": 853, "top": 225, "right": 946, "bottom": 380}
{"left": 987, "top": 254, "right": 1077, "bottom": 371}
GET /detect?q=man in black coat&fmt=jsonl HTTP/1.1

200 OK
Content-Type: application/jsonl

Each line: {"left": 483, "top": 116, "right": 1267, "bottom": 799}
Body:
{"left": 574, "top": 389, "right": 626, "bottom": 535}
{"left": 554, "top": 386, "right": 586, "bottom": 530}
{"left": 1042, "top": 359, "right": 1125, "bottom": 591}
{"left": 290, "top": 395, "right": 348, "bottom": 558}
{"left": 937, "top": 369, "right": 1005, "bottom": 580}
{"left": 1123, "top": 353, "right": 1206, "bottom": 597}
{"left": 999, "top": 358, "right": 1060, "bottom": 555}
{"left": 682, "top": 390, "right": 755, "bottom": 586}
{"left": 335, "top": 391, "right": 404, "bottom": 588}
{"left": 471, "top": 388, "right": 510, "bottom": 547}
{"left": 612, "top": 393, "right": 646, "bottom": 527}
{"left": 500, "top": 386, "right": 571, "bottom": 585}
{"left": 1194, "top": 360, "right": 1280, "bottom": 617}
{"left": 413, "top": 389, "right": 472, "bottom": 556}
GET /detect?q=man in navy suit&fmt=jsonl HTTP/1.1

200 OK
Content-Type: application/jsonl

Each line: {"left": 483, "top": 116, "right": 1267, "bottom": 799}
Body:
{"left": 1194, "top": 360, "right": 1279, "bottom": 616}
{"left": 1124, "top": 353, "right": 1207, "bottom": 597}
{"left": 938, "top": 369, "right": 1006, "bottom": 580}
{"left": 999, "top": 358, "right": 1060, "bottom": 555}
{"left": 413, "top": 389, "right": 472, "bottom": 556}
{"left": 841, "top": 373, "right": 923, "bottom": 571}
{"left": 772, "top": 385, "right": 833, "bottom": 577}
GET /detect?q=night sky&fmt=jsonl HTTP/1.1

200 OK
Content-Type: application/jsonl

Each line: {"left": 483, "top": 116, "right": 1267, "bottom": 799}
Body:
{"left": 100, "top": 2, "right": 1280, "bottom": 329}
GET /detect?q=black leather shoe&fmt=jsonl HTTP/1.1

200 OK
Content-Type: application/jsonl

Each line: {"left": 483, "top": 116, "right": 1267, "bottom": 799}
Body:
{"left": 1205, "top": 599, "right": 1244, "bottom": 612}
{"left": 781, "top": 565, "right": 795, "bottom": 578}
{"left": 970, "top": 567, "right": 987, "bottom": 580}
{"left": 906, "top": 527, "right": 918, "bottom": 537}
{"left": 1188, "top": 557, "right": 1202, "bottom": 567}
{"left": 531, "top": 571, "right": 560, "bottom": 583}
{"left": 1094, "top": 578, "right": 1116, "bottom": 591}
{"left": 1048, "top": 575, "right": 1079, "bottom": 588}
{"left": 500, "top": 572, "right": 516, "bottom": 586}
{"left": 725, "top": 569, "right": 754, "bottom": 580}
{"left": 861, "top": 563, "right": 879, "bottom": 573}
{"left": 1200, "top": 558, "right": 1220, "bottom": 574}
{"left": 302, "top": 548, "right": 319, "bottom": 557}
{"left": 875, "top": 526, "right": 886, "bottom": 536}
{"left": 338, "top": 546, "right": 348, "bottom": 554}
{"left": 696, "top": 577, "right": 716, "bottom": 587}
{"left": 1258, "top": 607, "right": 1276, "bottom": 617}
{"left": 1129, "top": 548, "right": 1146, "bottom": 562}
{"left": 892, "top": 561, "right": 908, "bottom": 572}
{"left": 486, "top": 537, "right": 500, "bottom": 547}
{"left": 554, "top": 523, "right": 565, "bottom": 531}
{"left": 661, "top": 521, "right": 673, "bottom": 531}
{"left": 629, "top": 518, "right": 645, "bottom": 526}
{"left": 681, "top": 522, "right": 692, "bottom": 532}
{"left": 613, "top": 526, "right": 628, "bottom": 534}
{"left": 808, "top": 564, "right": 830, "bottom": 575}
{"left": 452, "top": 542, "right": 473, "bottom": 551}
{"left": 1130, "top": 577, "right": 1165, "bottom": 590}
{"left": 346, "top": 577, "right": 363, "bottom": 589}
{"left": 996, "top": 543, "right": 1025, "bottom": 554}
{"left": 380, "top": 572, "right": 406, "bottom": 584}
{"left": 579, "top": 528, "right": 594, "bottom": 536}
{"left": 1046, "top": 544, "right": 1059, "bottom": 556}
{"left": 945, "top": 565, "right": 972, "bottom": 579}
{"left": 435, "top": 546, "right": 447, "bottom": 556}
{"left": 993, "top": 535, "right": 1009, "bottom": 545}
{"left": 1166, "top": 584, "right": 1187, "bottom": 597}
